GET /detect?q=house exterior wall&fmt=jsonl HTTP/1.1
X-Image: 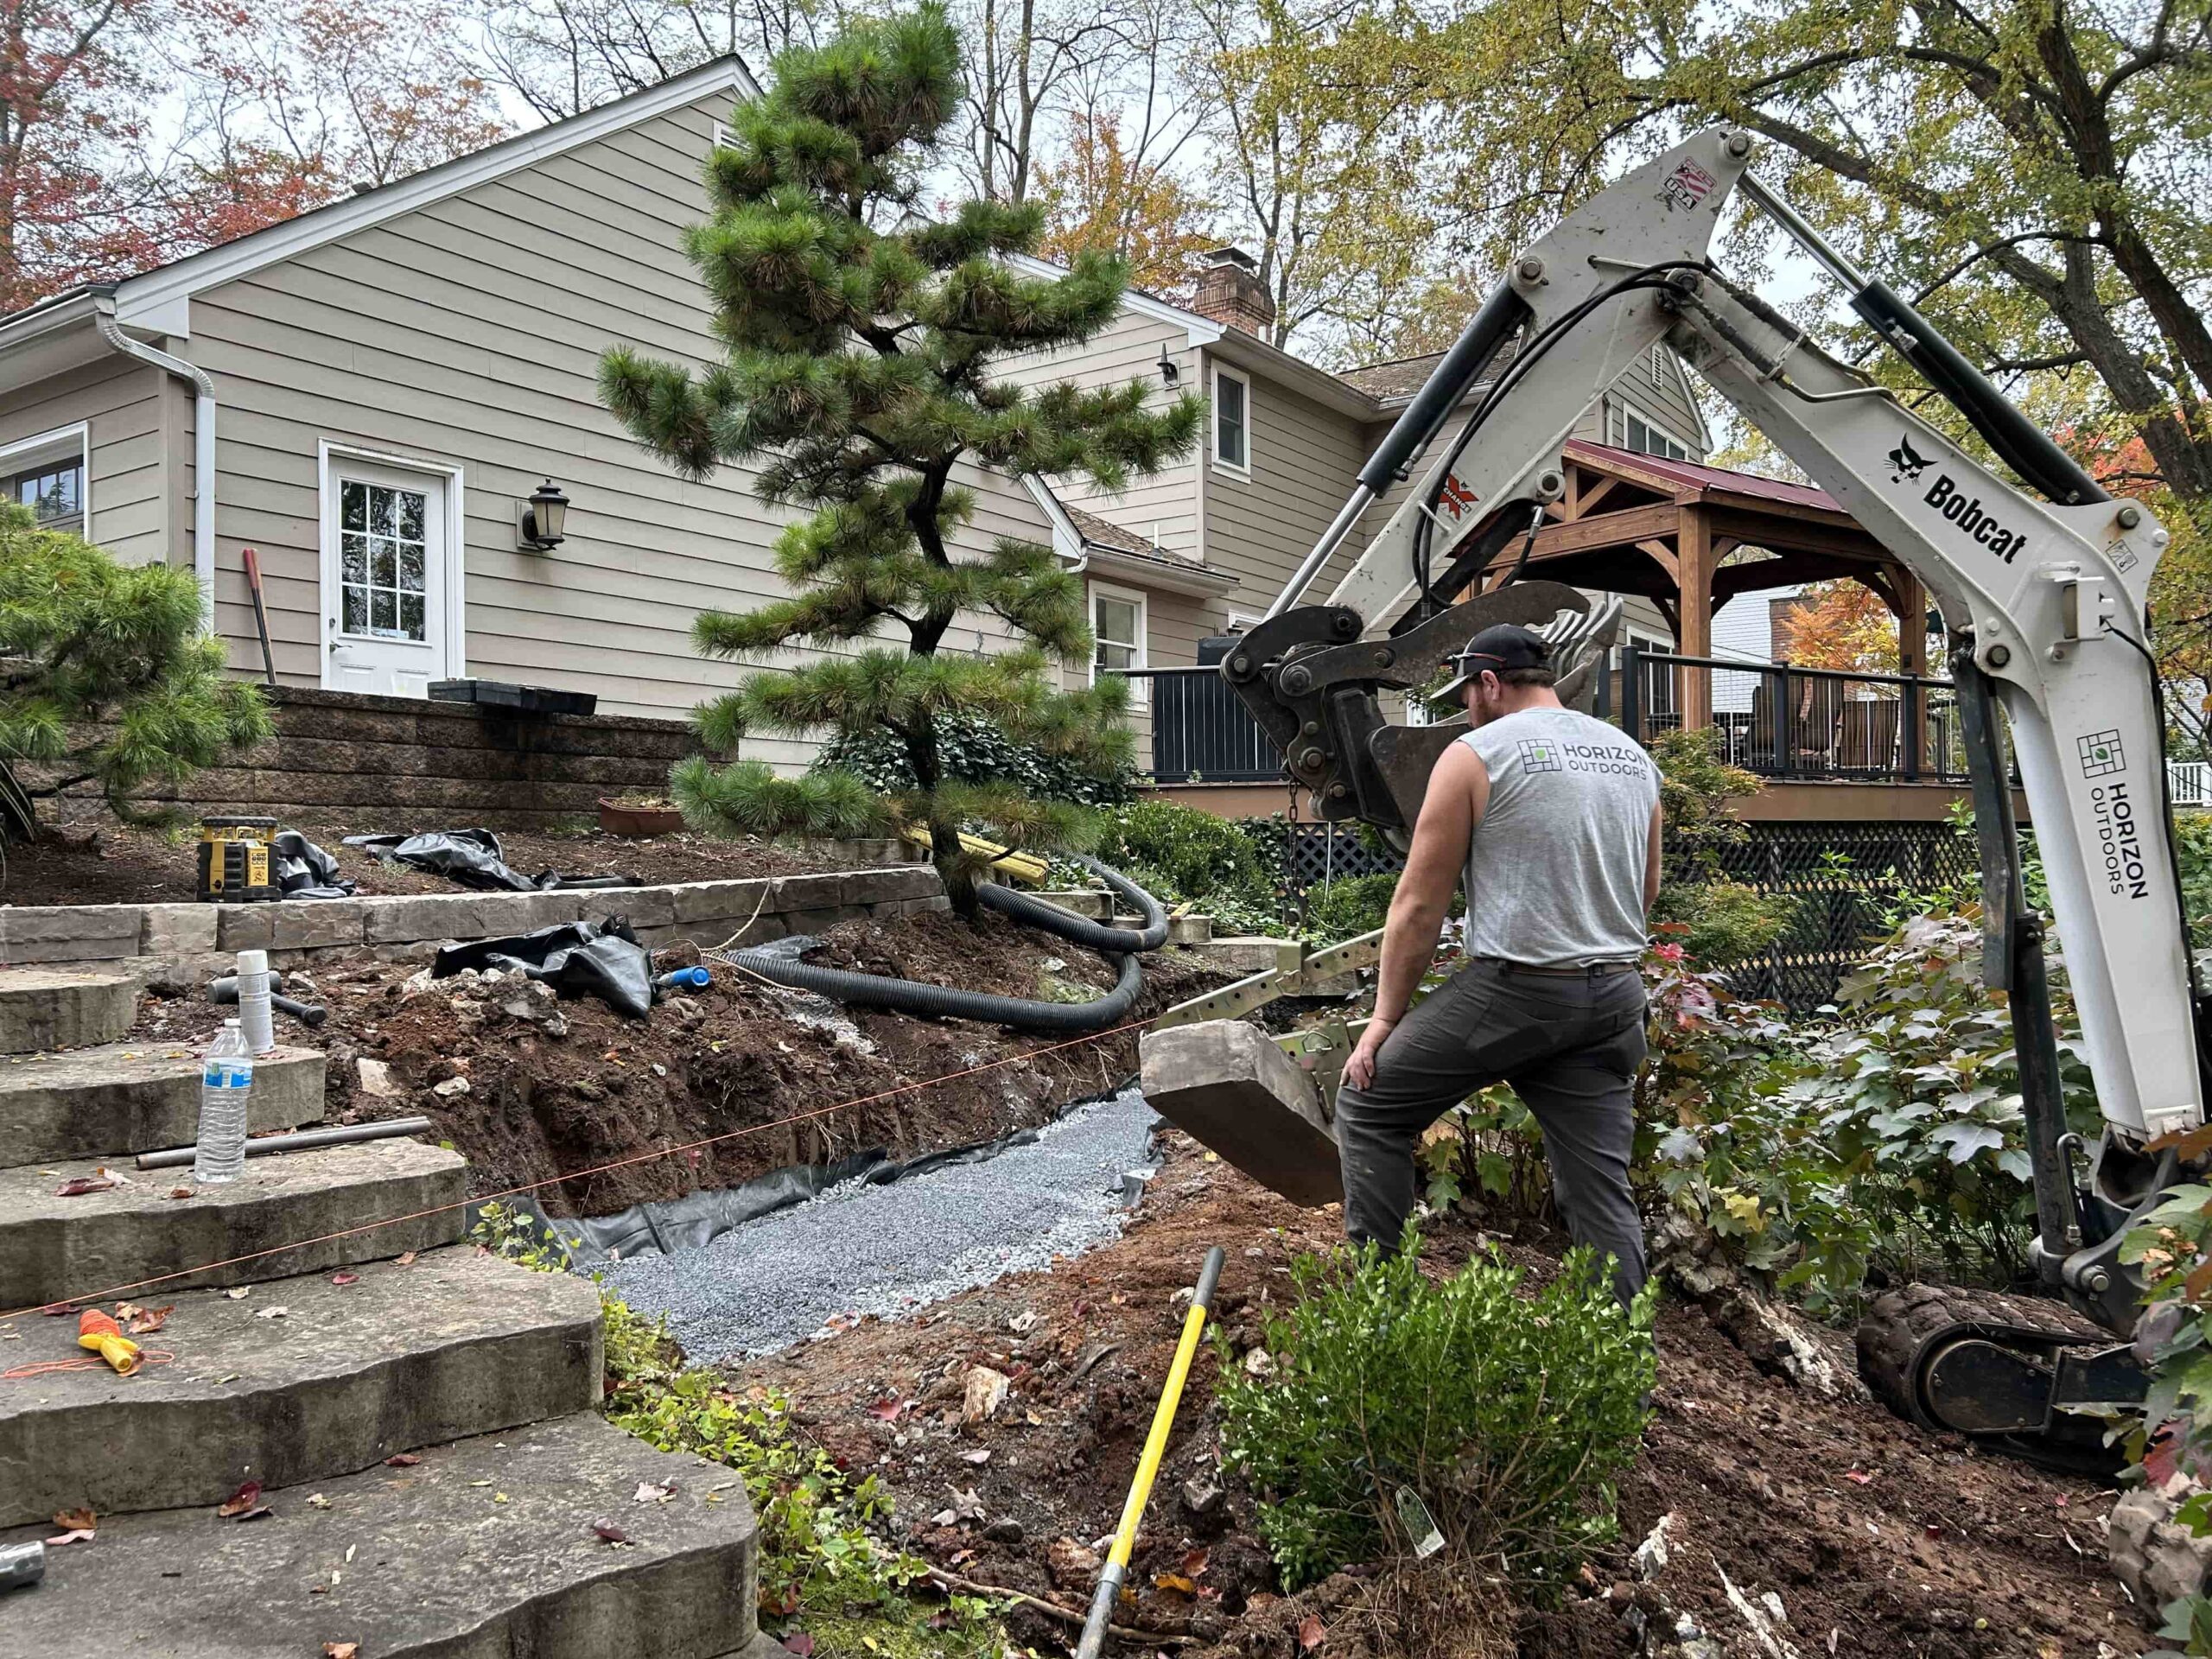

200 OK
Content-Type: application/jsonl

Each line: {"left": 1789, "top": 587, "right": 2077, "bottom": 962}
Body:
{"left": 1198, "top": 353, "right": 1370, "bottom": 633}
{"left": 162, "top": 91, "right": 1058, "bottom": 765}
{"left": 1004, "top": 308, "right": 1203, "bottom": 563}
{"left": 0, "top": 357, "right": 177, "bottom": 566}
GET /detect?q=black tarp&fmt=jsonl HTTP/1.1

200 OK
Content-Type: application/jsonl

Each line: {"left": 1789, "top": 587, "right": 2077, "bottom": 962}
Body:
{"left": 432, "top": 917, "right": 655, "bottom": 1018}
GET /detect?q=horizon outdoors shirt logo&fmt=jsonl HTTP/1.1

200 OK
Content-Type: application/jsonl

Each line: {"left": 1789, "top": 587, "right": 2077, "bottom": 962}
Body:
{"left": 1519, "top": 738, "right": 1563, "bottom": 773}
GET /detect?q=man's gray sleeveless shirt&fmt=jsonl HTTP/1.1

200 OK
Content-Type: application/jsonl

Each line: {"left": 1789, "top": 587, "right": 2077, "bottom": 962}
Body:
{"left": 1457, "top": 708, "right": 1661, "bottom": 967}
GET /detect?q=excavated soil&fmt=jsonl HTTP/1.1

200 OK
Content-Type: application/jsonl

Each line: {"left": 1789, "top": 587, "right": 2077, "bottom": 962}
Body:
{"left": 735, "top": 1143, "right": 2154, "bottom": 1659}
{"left": 129, "top": 910, "right": 1221, "bottom": 1217}
{"left": 0, "top": 819, "right": 809, "bottom": 907}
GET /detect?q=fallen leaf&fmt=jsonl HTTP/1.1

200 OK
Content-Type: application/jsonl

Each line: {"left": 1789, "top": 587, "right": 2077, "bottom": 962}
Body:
{"left": 1299, "top": 1613, "right": 1325, "bottom": 1650}
{"left": 253, "top": 1306, "right": 289, "bottom": 1320}
{"left": 223, "top": 1287, "right": 251, "bottom": 1300}
{"left": 166, "top": 1187, "right": 195, "bottom": 1200}
{"left": 124, "top": 1305, "right": 172, "bottom": 1335}
{"left": 307, "top": 1494, "right": 332, "bottom": 1510}
{"left": 41, "top": 1302, "right": 79, "bottom": 1316}
{"left": 330, "top": 1273, "right": 360, "bottom": 1288}
{"left": 51, "top": 1508, "right": 94, "bottom": 1533}
{"left": 1154, "top": 1573, "right": 1198, "bottom": 1595}
{"left": 1842, "top": 1470, "right": 1873, "bottom": 1485}
{"left": 385, "top": 1453, "right": 422, "bottom": 1467}
{"left": 781, "top": 1637, "right": 817, "bottom": 1656}
{"left": 865, "top": 1397, "right": 910, "bottom": 1422}
{"left": 53, "top": 1176, "right": 118, "bottom": 1197}
{"left": 44, "top": 1529, "right": 94, "bottom": 1547}
{"left": 591, "top": 1523, "right": 632, "bottom": 1545}
{"left": 324, "top": 1645, "right": 359, "bottom": 1659}
{"left": 216, "top": 1480, "right": 263, "bottom": 1518}
{"left": 233, "top": 1506, "right": 274, "bottom": 1522}
{"left": 396, "top": 1251, "right": 417, "bottom": 1267}
{"left": 959, "top": 1447, "right": 991, "bottom": 1465}
{"left": 632, "top": 1481, "right": 676, "bottom": 1504}
{"left": 1181, "top": 1546, "right": 1211, "bottom": 1579}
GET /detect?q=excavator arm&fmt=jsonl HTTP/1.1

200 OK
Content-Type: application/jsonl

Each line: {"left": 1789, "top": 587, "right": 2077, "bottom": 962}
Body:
{"left": 1189, "top": 127, "right": 2209, "bottom": 1465}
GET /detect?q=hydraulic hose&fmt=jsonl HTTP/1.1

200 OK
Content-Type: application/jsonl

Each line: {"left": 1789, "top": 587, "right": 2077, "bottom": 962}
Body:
{"left": 720, "top": 856, "right": 1170, "bottom": 1033}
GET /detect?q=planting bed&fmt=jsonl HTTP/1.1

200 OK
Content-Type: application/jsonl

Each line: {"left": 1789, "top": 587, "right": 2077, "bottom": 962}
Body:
{"left": 732, "top": 1140, "right": 2152, "bottom": 1659}
{"left": 0, "top": 820, "right": 815, "bottom": 908}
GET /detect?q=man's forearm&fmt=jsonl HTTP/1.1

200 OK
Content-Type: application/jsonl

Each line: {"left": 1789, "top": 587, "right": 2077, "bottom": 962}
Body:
{"left": 1373, "top": 899, "right": 1449, "bottom": 1023}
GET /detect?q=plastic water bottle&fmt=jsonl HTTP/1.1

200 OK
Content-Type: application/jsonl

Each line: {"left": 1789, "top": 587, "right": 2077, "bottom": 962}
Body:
{"left": 234, "top": 948, "right": 276, "bottom": 1055}
{"left": 195, "top": 1021, "right": 253, "bottom": 1185}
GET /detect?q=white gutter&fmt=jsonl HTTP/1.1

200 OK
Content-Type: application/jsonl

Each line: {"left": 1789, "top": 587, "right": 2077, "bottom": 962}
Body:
{"left": 93, "top": 300, "right": 215, "bottom": 628}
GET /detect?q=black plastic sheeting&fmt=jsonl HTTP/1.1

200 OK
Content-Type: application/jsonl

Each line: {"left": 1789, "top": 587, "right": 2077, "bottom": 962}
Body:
{"left": 274, "top": 830, "right": 357, "bottom": 900}
{"left": 492, "top": 1074, "right": 1147, "bottom": 1268}
{"left": 342, "top": 828, "right": 639, "bottom": 894}
{"left": 432, "top": 917, "right": 656, "bottom": 1018}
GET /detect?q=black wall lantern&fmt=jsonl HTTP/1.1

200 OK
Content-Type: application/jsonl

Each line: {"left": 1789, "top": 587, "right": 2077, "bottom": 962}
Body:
{"left": 1156, "top": 346, "right": 1180, "bottom": 388}
{"left": 518, "top": 480, "right": 569, "bottom": 550}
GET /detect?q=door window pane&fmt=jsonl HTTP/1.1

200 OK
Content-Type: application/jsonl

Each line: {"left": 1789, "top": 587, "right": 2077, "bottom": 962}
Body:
{"left": 337, "top": 478, "right": 431, "bottom": 642}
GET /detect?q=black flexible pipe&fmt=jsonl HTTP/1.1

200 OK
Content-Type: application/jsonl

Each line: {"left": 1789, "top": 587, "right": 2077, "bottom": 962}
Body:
{"left": 723, "top": 856, "right": 1169, "bottom": 1033}
{"left": 979, "top": 856, "right": 1169, "bottom": 952}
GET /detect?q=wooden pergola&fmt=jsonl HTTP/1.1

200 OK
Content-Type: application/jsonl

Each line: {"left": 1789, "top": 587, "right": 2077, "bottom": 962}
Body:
{"left": 1479, "top": 440, "right": 1928, "bottom": 730}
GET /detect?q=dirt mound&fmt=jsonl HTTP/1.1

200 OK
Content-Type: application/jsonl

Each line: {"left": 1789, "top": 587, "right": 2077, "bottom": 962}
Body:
{"left": 735, "top": 1143, "right": 2152, "bottom": 1658}
{"left": 130, "top": 911, "right": 1220, "bottom": 1216}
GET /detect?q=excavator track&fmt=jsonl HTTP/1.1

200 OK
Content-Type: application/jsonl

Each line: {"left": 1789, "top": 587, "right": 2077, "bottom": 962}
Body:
{"left": 1857, "top": 1283, "right": 2139, "bottom": 1476}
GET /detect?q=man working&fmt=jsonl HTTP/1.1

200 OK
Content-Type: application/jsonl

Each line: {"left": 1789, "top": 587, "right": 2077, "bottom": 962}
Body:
{"left": 1335, "top": 622, "right": 1662, "bottom": 1302}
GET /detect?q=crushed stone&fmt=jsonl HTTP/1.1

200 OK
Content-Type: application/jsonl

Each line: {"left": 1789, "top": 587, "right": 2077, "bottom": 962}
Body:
{"left": 601, "top": 1084, "right": 1160, "bottom": 1361}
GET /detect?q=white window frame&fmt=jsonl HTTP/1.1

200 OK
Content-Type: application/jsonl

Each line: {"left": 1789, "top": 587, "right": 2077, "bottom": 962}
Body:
{"left": 1224, "top": 607, "right": 1267, "bottom": 633}
{"left": 1211, "top": 363, "right": 1251, "bottom": 477}
{"left": 1090, "top": 579, "right": 1149, "bottom": 703}
{"left": 315, "top": 440, "right": 467, "bottom": 679}
{"left": 1, "top": 422, "right": 91, "bottom": 540}
{"left": 1623, "top": 408, "right": 1694, "bottom": 461}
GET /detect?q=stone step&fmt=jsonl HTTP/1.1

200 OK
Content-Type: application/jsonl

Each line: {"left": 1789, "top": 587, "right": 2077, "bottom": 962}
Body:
{"left": 0, "top": 1039, "right": 325, "bottom": 1166}
{"left": 0, "top": 1410, "right": 776, "bottom": 1659}
{"left": 0, "top": 1246, "right": 601, "bottom": 1526}
{"left": 0, "top": 1137, "right": 466, "bottom": 1313}
{"left": 0, "top": 964, "right": 138, "bottom": 1054}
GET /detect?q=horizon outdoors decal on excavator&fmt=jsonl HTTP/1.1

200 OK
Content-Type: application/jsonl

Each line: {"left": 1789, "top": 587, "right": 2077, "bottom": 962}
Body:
{"left": 2082, "top": 730, "right": 2152, "bottom": 900}
{"left": 1891, "top": 434, "right": 2028, "bottom": 562}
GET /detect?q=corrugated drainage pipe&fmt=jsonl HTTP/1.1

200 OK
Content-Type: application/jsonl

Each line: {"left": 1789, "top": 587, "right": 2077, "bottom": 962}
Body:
{"left": 723, "top": 857, "right": 1168, "bottom": 1033}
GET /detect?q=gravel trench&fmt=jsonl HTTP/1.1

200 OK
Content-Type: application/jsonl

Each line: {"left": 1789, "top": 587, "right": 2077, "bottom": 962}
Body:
{"left": 600, "top": 1085, "right": 1160, "bottom": 1362}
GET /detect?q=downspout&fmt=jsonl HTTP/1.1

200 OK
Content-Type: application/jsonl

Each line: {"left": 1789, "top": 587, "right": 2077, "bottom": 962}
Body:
{"left": 92, "top": 301, "right": 217, "bottom": 630}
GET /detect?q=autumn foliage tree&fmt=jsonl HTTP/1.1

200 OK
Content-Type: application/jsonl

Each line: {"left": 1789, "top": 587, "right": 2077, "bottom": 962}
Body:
{"left": 600, "top": 5, "right": 1199, "bottom": 917}
{"left": 1035, "top": 110, "right": 1213, "bottom": 296}
{"left": 1773, "top": 581, "right": 1906, "bottom": 676}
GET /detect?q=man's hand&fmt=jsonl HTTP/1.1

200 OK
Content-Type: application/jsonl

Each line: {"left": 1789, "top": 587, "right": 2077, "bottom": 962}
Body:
{"left": 1343, "top": 1014, "right": 1397, "bottom": 1092}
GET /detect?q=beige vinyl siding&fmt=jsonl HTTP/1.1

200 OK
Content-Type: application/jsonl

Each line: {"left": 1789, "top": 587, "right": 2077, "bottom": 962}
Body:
{"left": 1001, "top": 309, "right": 1201, "bottom": 563}
{"left": 1199, "top": 359, "right": 1368, "bottom": 639}
{"left": 182, "top": 92, "right": 1063, "bottom": 756}
{"left": 1589, "top": 354, "right": 1707, "bottom": 458}
{"left": 0, "top": 357, "right": 175, "bottom": 565}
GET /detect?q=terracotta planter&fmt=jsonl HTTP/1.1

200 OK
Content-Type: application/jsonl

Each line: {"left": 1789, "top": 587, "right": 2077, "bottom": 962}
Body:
{"left": 598, "top": 798, "right": 685, "bottom": 838}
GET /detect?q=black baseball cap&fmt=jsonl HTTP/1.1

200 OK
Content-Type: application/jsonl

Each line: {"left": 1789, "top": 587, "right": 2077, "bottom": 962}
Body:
{"left": 1434, "top": 624, "right": 1552, "bottom": 702}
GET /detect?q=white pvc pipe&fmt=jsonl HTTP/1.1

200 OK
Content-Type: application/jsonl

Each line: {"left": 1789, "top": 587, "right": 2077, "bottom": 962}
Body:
{"left": 94, "top": 303, "right": 217, "bottom": 631}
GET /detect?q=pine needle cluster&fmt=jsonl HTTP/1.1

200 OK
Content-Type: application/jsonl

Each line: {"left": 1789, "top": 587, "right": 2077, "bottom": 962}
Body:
{"left": 0, "top": 504, "right": 270, "bottom": 834}
{"left": 600, "top": 4, "right": 1199, "bottom": 914}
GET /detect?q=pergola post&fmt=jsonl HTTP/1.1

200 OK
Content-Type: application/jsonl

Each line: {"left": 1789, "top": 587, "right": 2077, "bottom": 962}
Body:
{"left": 1676, "top": 503, "right": 1713, "bottom": 731}
{"left": 1892, "top": 566, "right": 1928, "bottom": 777}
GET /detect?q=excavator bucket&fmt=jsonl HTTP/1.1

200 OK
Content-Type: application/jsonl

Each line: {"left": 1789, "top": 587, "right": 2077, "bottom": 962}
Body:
{"left": 1139, "top": 1020, "right": 1344, "bottom": 1207}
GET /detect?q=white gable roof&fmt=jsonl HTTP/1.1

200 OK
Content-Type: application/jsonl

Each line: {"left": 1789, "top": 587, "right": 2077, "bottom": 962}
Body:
{"left": 111, "top": 54, "right": 759, "bottom": 340}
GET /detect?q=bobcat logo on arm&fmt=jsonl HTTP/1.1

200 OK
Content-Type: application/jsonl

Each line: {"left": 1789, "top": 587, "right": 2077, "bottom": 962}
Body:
{"left": 1889, "top": 435, "right": 1933, "bottom": 482}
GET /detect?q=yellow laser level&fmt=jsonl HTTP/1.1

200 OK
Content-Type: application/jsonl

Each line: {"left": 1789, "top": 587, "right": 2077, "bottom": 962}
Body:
{"left": 196, "top": 817, "right": 281, "bottom": 904}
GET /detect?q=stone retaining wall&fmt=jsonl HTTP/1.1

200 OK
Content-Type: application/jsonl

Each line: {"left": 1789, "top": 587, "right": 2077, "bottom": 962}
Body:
{"left": 0, "top": 865, "right": 948, "bottom": 976}
{"left": 131, "top": 686, "right": 696, "bottom": 830}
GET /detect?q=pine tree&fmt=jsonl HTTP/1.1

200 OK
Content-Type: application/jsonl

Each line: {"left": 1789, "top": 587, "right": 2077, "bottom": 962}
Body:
{"left": 600, "top": 4, "right": 1199, "bottom": 916}
{"left": 0, "top": 504, "right": 271, "bottom": 837}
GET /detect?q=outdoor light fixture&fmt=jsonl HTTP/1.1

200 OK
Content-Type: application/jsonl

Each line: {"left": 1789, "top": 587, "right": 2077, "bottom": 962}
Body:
{"left": 518, "top": 480, "right": 569, "bottom": 550}
{"left": 1156, "top": 347, "right": 1180, "bottom": 387}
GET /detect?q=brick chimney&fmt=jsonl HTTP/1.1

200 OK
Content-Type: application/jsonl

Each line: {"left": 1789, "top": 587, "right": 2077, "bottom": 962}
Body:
{"left": 1192, "top": 246, "right": 1275, "bottom": 337}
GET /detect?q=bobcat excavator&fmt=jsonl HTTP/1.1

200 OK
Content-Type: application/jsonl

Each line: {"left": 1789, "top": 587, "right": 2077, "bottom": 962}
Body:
{"left": 1140, "top": 127, "right": 2208, "bottom": 1471}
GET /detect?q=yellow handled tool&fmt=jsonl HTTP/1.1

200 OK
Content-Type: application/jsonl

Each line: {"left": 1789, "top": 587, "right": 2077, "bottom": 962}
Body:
{"left": 1076, "top": 1245, "right": 1227, "bottom": 1659}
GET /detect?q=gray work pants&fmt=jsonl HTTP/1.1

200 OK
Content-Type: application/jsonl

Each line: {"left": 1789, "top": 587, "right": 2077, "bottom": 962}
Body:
{"left": 1333, "top": 958, "right": 1649, "bottom": 1302}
